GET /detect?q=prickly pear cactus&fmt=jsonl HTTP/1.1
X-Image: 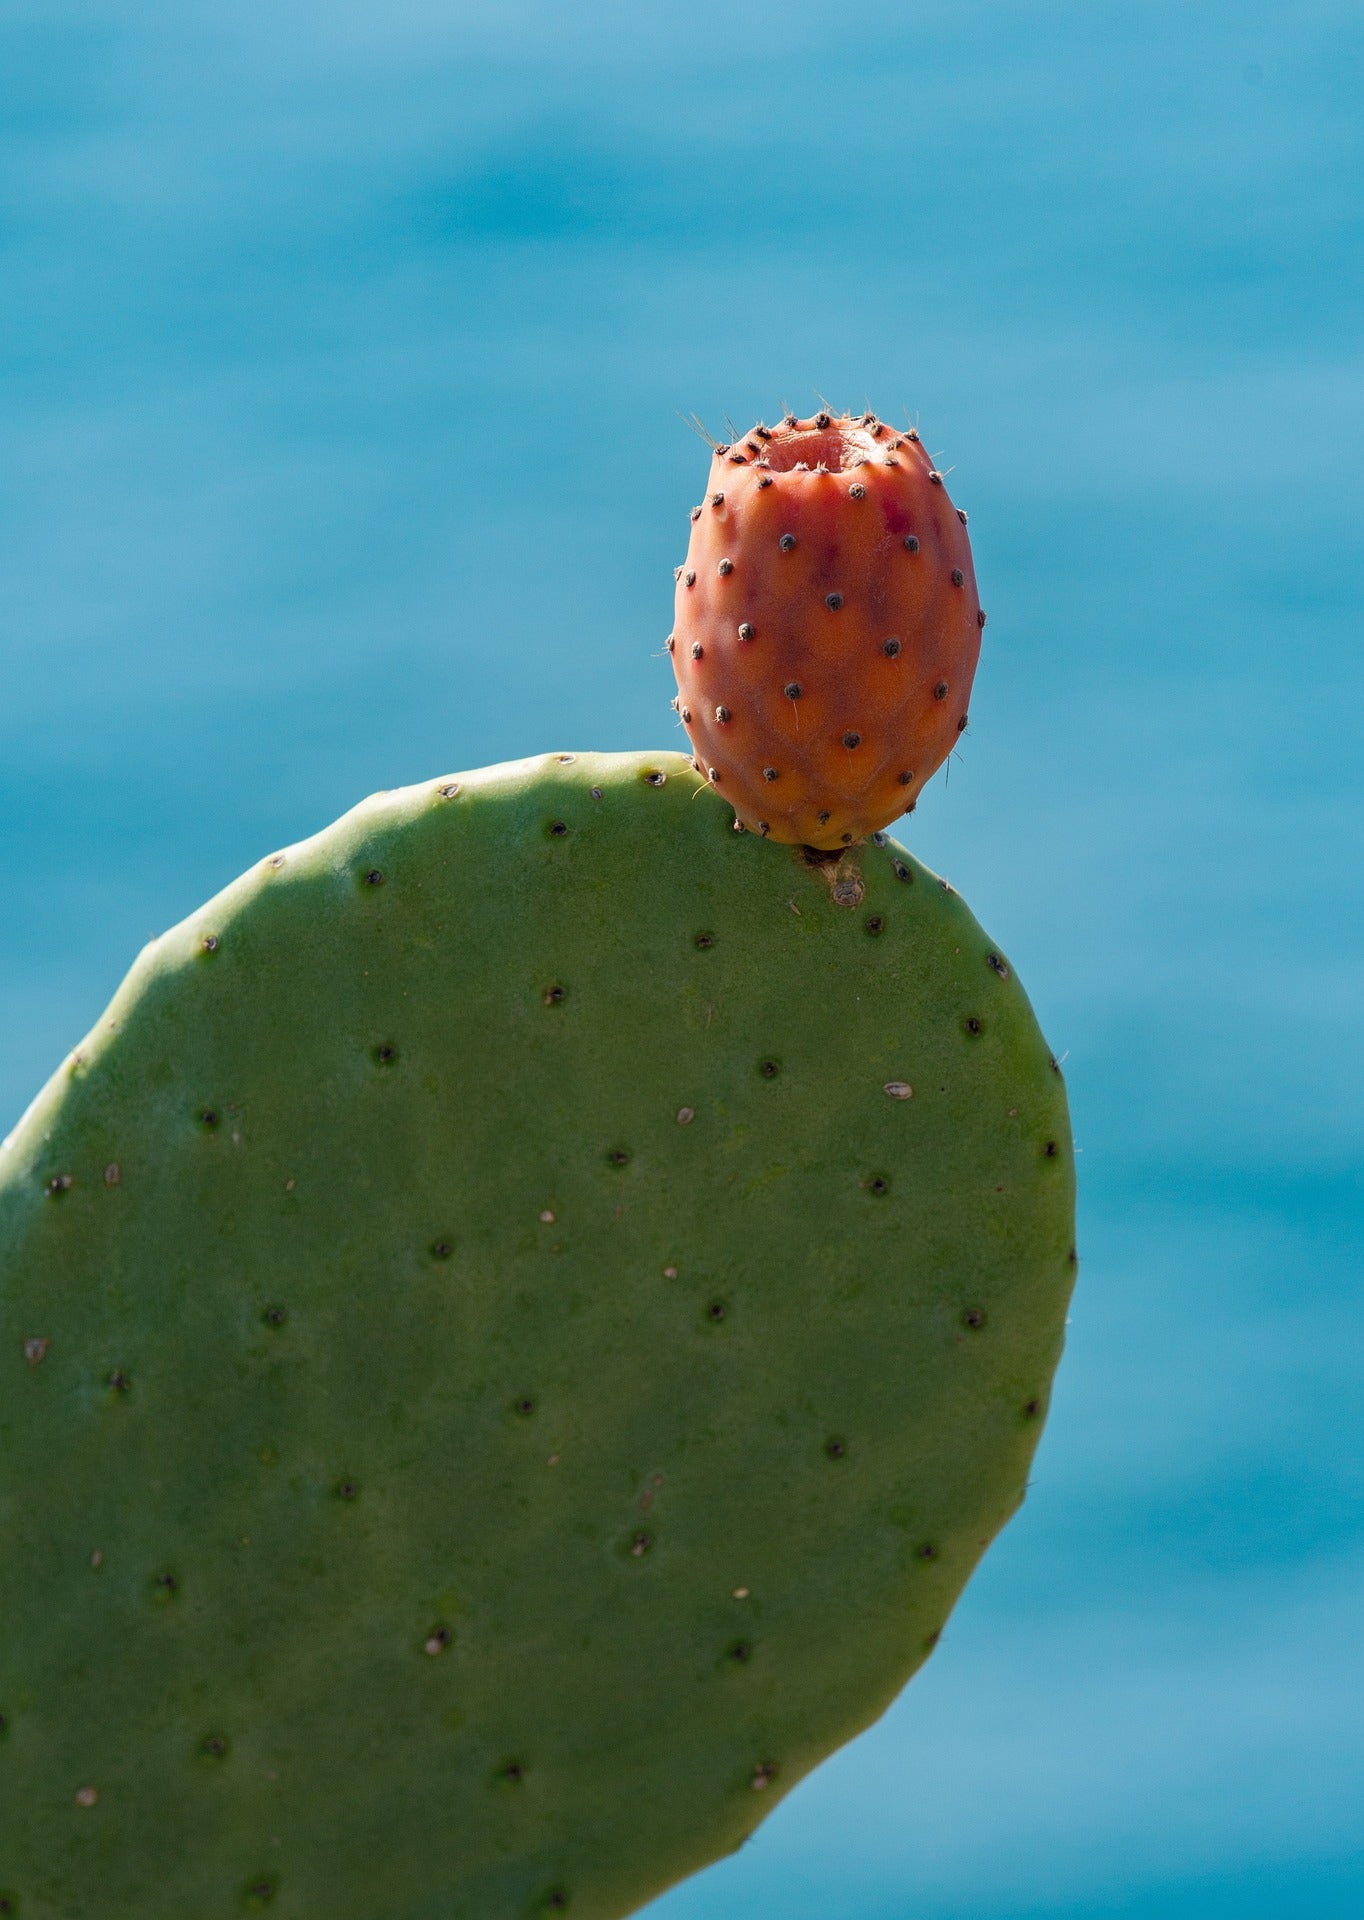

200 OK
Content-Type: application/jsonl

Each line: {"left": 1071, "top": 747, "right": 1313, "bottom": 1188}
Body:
{"left": 0, "top": 750, "right": 1074, "bottom": 1919}
{"left": 670, "top": 409, "right": 981, "bottom": 849}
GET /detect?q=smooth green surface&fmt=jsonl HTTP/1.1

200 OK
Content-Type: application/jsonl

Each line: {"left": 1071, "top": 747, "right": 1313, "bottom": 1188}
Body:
{"left": 0, "top": 750, "right": 1074, "bottom": 1919}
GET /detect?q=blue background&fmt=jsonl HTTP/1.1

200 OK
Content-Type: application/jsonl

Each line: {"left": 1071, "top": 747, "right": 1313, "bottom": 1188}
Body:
{"left": 3, "top": 2, "right": 1361, "bottom": 1913}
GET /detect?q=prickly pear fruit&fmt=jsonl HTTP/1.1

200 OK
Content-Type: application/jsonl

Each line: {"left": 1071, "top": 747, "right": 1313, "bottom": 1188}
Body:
{"left": 0, "top": 750, "right": 1073, "bottom": 1920}
{"left": 669, "top": 411, "right": 983, "bottom": 849}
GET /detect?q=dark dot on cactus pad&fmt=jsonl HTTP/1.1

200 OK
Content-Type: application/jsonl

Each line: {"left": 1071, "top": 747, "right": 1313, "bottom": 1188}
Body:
{"left": 883, "top": 638, "right": 902, "bottom": 657}
{"left": 201, "top": 1734, "right": 230, "bottom": 1759}
{"left": 963, "top": 1017, "right": 983, "bottom": 1036}
{"left": 759, "top": 1059, "right": 780, "bottom": 1078}
{"left": 107, "top": 1369, "right": 130, "bottom": 1394}
{"left": 814, "top": 410, "right": 831, "bottom": 427}
{"left": 590, "top": 785, "right": 603, "bottom": 799}
{"left": 424, "top": 1627, "right": 450, "bottom": 1654}
{"left": 892, "top": 859, "right": 912, "bottom": 882}
{"left": 711, "top": 492, "right": 724, "bottom": 506}
{"left": 824, "top": 1437, "right": 846, "bottom": 1460}
{"left": 1069, "top": 1245, "right": 1079, "bottom": 1264}
{"left": 262, "top": 1305, "right": 287, "bottom": 1328}
{"left": 849, "top": 483, "right": 865, "bottom": 498}
{"left": 957, "top": 714, "right": 969, "bottom": 733}
{"left": 956, "top": 506, "right": 968, "bottom": 523}
{"left": 978, "top": 608, "right": 988, "bottom": 628}
{"left": 715, "top": 444, "right": 729, "bottom": 457}
{"left": 928, "top": 470, "right": 943, "bottom": 485}
{"left": 245, "top": 1879, "right": 277, "bottom": 1906}
{"left": 758, "top": 474, "right": 773, "bottom": 488}
{"left": 679, "top": 705, "right": 691, "bottom": 722}
{"left": 903, "top": 535, "right": 920, "bottom": 552}
{"left": 630, "top": 1531, "right": 653, "bottom": 1557}
{"left": 917, "top": 1542, "right": 939, "bottom": 1560}
{"left": 707, "top": 766, "right": 721, "bottom": 784}
{"left": 826, "top": 592, "right": 844, "bottom": 611}
{"left": 951, "top": 568, "right": 965, "bottom": 587}
{"left": 733, "top": 622, "right": 753, "bottom": 643}
{"left": 784, "top": 682, "right": 802, "bottom": 699}
{"left": 1023, "top": 1398, "right": 1042, "bottom": 1418}
{"left": 729, "top": 451, "right": 747, "bottom": 463}
{"left": 685, "top": 570, "right": 696, "bottom": 586}
{"left": 373, "top": 1043, "right": 398, "bottom": 1065}
{"left": 715, "top": 705, "right": 730, "bottom": 723}
{"left": 643, "top": 769, "right": 666, "bottom": 786}
{"left": 1043, "top": 1140, "right": 1059, "bottom": 1158}
{"left": 865, "top": 1174, "right": 890, "bottom": 1195}
{"left": 987, "top": 953, "right": 1010, "bottom": 978}
{"left": 513, "top": 1395, "right": 536, "bottom": 1417}
{"left": 871, "top": 831, "right": 888, "bottom": 847}
{"left": 607, "top": 1148, "right": 632, "bottom": 1167}
{"left": 437, "top": 780, "right": 462, "bottom": 797}
{"left": 154, "top": 1572, "right": 180, "bottom": 1596}
{"left": 694, "top": 931, "right": 715, "bottom": 949}
{"left": 364, "top": 868, "right": 384, "bottom": 887}
{"left": 732, "top": 817, "right": 745, "bottom": 831}
{"left": 543, "top": 1892, "right": 570, "bottom": 1912}
{"left": 718, "top": 558, "right": 733, "bottom": 575}
{"left": 842, "top": 731, "right": 861, "bottom": 749}
{"left": 666, "top": 634, "right": 675, "bottom": 652}
{"left": 201, "top": 933, "right": 220, "bottom": 953}
{"left": 554, "top": 754, "right": 575, "bottom": 765}
{"left": 496, "top": 1759, "right": 525, "bottom": 1785}
{"left": 690, "top": 640, "right": 703, "bottom": 660}
{"left": 817, "top": 810, "right": 831, "bottom": 823}
{"left": 547, "top": 820, "right": 569, "bottom": 837}
{"left": 728, "top": 1640, "right": 753, "bottom": 1663}
{"left": 0, "top": 1714, "right": 7, "bottom": 1735}
{"left": 431, "top": 1240, "right": 452, "bottom": 1259}
{"left": 707, "top": 1301, "right": 726, "bottom": 1322}
{"left": 336, "top": 1478, "right": 358, "bottom": 1500}
{"left": 199, "top": 1109, "right": 220, "bottom": 1128}
{"left": 962, "top": 1307, "right": 987, "bottom": 1330}
{"left": 933, "top": 681, "right": 949, "bottom": 700}
{"left": 756, "top": 424, "right": 772, "bottom": 439}
{"left": 690, "top": 505, "right": 701, "bottom": 521}
{"left": 751, "top": 1763, "right": 778, "bottom": 1791}
{"left": 866, "top": 916, "right": 884, "bottom": 935}
{"left": 906, "top": 428, "right": 921, "bottom": 442}
{"left": 883, "top": 454, "right": 898, "bottom": 466}
{"left": 758, "top": 822, "right": 770, "bottom": 836}
{"left": 762, "top": 767, "right": 778, "bottom": 782}
{"left": 841, "top": 832, "right": 854, "bottom": 844}
{"left": 779, "top": 533, "right": 797, "bottom": 552}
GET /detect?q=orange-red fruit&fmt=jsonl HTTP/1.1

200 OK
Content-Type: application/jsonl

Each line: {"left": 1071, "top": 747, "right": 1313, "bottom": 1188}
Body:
{"left": 669, "top": 411, "right": 983, "bottom": 850}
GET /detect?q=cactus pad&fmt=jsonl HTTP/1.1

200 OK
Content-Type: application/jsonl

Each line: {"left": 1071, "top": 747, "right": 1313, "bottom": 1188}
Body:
{"left": 0, "top": 751, "right": 1074, "bottom": 1919}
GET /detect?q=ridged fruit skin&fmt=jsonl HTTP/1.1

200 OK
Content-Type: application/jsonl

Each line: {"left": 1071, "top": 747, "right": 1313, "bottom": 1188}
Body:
{"left": 669, "top": 411, "right": 983, "bottom": 849}
{"left": 0, "top": 750, "right": 1073, "bottom": 1920}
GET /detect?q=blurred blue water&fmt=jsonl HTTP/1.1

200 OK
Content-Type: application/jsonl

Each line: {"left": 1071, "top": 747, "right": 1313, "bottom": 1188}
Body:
{"left": 3, "top": 2, "right": 1361, "bottom": 1913}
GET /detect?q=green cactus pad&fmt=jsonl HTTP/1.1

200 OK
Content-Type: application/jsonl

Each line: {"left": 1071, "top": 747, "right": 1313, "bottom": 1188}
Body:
{"left": 0, "top": 750, "right": 1074, "bottom": 1920}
